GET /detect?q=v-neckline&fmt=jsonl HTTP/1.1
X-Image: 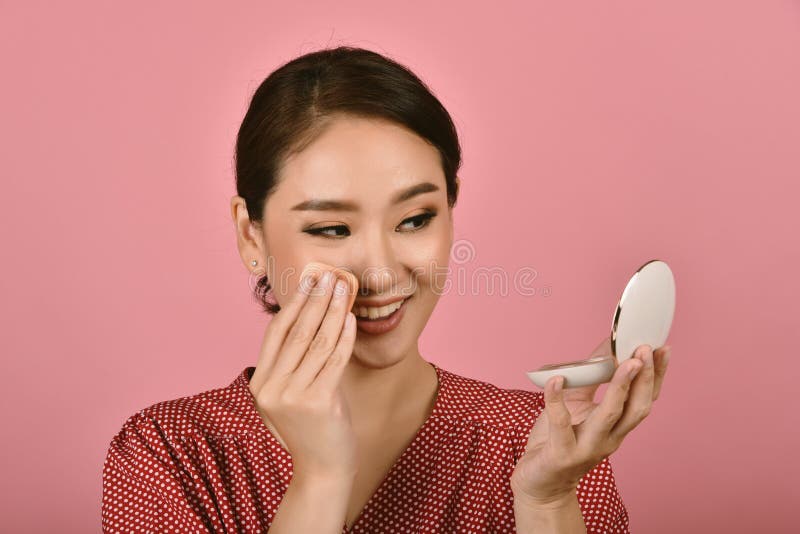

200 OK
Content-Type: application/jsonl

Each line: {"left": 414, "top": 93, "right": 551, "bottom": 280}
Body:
{"left": 247, "top": 361, "right": 447, "bottom": 533}
{"left": 342, "top": 361, "right": 445, "bottom": 533}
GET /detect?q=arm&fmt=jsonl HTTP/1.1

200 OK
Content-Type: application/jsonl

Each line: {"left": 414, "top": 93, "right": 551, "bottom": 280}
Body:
{"left": 269, "top": 470, "right": 355, "bottom": 533}
{"left": 513, "top": 489, "right": 586, "bottom": 534}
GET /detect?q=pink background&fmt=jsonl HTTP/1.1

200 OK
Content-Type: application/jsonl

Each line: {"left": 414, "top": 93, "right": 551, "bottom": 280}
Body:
{"left": 2, "top": 1, "right": 798, "bottom": 532}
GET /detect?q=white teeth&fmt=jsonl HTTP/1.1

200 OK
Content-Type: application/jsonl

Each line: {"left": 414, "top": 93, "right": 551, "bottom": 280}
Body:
{"left": 354, "top": 299, "right": 404, "bottom": 319}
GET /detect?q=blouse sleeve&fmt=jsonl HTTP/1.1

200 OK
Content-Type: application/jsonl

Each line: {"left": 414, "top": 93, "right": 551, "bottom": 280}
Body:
{"left": 101, "top": 411, "right": 213, "bottom": 533}
{"left": 575, "top": 456, "right": 631, "bottom": 533}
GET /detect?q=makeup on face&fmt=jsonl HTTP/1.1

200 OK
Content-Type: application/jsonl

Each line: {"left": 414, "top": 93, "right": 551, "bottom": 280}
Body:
{"left": 526, "top": 259, "right": 676, "bottom": 389}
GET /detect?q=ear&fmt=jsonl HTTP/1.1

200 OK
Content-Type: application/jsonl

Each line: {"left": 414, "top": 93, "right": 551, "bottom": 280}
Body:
{"left": 230, "top": 195, "right": 268, "bottom": 272}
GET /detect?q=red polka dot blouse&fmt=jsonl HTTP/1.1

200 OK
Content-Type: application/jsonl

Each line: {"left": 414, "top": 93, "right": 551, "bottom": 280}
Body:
{"left": 102, "top": 362, "right": 630, "bottom": 533}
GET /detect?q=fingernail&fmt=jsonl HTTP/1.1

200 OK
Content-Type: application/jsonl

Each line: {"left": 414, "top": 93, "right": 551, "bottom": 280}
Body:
{"left": 301, "top": 272, "right": 317, "bottom": 290}
{"left": 555, "top": 376, "right": 564, "bottom": 392}
{"left": 629, "top": 362, "right": 642, "bottom": 380}
{"left": 645, "top": 348, "right": 654, "bottom": 368}
{"left": 334, "top": 279, "right": 347, "bottom": 296}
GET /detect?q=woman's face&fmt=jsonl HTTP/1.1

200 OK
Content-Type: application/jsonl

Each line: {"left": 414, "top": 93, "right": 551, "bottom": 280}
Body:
{"left": 236, "top": 114, "right": 455, "bottom": 369}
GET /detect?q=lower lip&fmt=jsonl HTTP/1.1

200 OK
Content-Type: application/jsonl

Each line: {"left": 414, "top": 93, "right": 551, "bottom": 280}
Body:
{"left": 354, "top": 297, "right": 410, "bottom": 335}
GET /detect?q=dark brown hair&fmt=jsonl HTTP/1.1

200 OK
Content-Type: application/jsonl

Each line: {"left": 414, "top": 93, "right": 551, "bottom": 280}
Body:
{"left": 234, "top": 45, "right": 462, "bottom": 315}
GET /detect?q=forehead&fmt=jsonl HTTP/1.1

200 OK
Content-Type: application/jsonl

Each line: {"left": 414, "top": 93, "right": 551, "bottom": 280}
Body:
{"left": 269, "top": 115, "right": 445, "bottom": 208}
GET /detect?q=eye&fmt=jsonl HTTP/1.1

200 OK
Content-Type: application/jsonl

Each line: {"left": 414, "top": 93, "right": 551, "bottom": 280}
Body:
{"left": 304, "top": 224, "right": 350, "bottom": 238}
{"left": 396, "top": 210, "right": 437, "bottom": 233}
{"left": 303, "top": 210, "right": 438, "bottom": 239}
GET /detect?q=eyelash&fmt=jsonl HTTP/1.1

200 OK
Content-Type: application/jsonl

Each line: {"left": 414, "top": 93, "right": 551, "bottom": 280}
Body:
{"left": 304, "top": 210, "right": 438, "bottom": 238}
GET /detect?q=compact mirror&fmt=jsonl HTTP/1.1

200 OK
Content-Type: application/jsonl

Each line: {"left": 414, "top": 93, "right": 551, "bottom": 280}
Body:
{"left": 526, "top": 259, "right": 676, "bottom": 389}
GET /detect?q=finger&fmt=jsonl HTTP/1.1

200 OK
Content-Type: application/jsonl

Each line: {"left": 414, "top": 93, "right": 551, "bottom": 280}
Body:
{"left": 271, "top": 269, "right": 337, "bottom": 381}
{"left": 330, "top": 266, "right": 358, "bottom": 313}
{"left": 652, "top": 345, "right": 671, "bottom": 401}
{"left": 581, "top": 353, "right": 643, "bottom": 445}
{"left": 543, "top": 375, "right": 577, "bottom": 452}
{"left": 250, "top": 267, "right": 321, "bottom": 390}
{"left": 609, "top": 345, "right": 656, "bottom": 442}
{"left": 312, "top": 311, "right": 357, "bottom": 393}
{"left": 292, "top": 274, "right": 352, "bottom": 390}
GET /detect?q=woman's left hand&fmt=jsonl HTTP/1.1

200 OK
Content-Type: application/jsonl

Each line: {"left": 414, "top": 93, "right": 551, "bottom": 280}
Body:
{"left": 510, "top": 337, "right": 671, "bottom": 506}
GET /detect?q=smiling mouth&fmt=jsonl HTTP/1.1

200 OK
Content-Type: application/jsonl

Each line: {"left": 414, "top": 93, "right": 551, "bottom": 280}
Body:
{"left": 352, "top": 297, "right": 410, "bottom": 320}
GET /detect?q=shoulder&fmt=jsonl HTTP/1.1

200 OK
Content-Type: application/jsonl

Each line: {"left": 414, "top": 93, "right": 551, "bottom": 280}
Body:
{"left": 438, "top": 365, "right": 545, "bottom": 431}
{"left": 111, "top": 367, "right": 253, "bottom": 444}
{"left": 102, "top": 373, "right": 256, "bottom": 532}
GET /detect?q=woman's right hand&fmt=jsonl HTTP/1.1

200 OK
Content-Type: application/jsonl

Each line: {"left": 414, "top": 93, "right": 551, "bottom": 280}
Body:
{"left": 248, "top": 265, "right": 359, "bottom": 480}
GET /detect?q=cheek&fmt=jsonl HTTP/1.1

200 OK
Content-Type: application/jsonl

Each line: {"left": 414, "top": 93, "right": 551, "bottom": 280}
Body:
{"left": 404, "top": 224, "right": 451, "bottom": 262}
{"left": 264, "top": 261, "right": 296, "bottom": 304}
{"left": 402, "top": 232, "right": 451, "bottom": 290}
{"left": 262, "top": 239, "right": 314, "bottom": 304}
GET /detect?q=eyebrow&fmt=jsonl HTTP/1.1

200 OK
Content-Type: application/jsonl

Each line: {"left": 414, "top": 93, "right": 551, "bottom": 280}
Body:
{"left": 290, "top": 181, "right": 440, "bottom": 212}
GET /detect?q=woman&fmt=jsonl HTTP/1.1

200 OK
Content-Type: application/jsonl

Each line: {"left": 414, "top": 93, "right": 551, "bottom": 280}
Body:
{"left": 101, "top": 46, "right": 670, "bottom": 533}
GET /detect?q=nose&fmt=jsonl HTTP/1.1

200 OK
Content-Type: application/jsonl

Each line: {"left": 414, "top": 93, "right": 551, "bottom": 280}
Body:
{"left": 349, "top": 225, "right": 404, "bottom": 297}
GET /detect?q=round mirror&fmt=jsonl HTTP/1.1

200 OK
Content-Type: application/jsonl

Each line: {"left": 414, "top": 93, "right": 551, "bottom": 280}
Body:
{"left": 526, "top": 259, "right": 676, "bottom": 388}
{"left": 611, "top": 259, "right": 676, "bottom": 363}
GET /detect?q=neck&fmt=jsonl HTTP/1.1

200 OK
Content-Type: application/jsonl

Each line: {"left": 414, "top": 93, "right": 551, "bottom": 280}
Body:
{"left": 339, "top": 349, "right": 437, "bottom": 435}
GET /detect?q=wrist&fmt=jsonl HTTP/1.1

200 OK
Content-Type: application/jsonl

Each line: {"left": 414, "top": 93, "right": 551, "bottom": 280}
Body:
{"left": 271, "top": 467, "right": 355, "bottom": 533}
{"left": 513, "top": 490, "right": 586, "bottom": 534}
{"left": 511, "top": 482, "right": 579, "bottom": 511}
{"left": 514, "top": 489, "right": 578, "bottom": 511}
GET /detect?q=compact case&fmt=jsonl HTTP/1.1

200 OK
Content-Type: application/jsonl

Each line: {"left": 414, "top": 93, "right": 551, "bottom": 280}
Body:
{"left": 526, "top": 259, "right": 676, "bottom": 388}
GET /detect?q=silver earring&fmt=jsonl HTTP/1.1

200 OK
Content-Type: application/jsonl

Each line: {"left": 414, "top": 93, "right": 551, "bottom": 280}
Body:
{"left": 251, "top": 260, "right": 258, "bottom": 267}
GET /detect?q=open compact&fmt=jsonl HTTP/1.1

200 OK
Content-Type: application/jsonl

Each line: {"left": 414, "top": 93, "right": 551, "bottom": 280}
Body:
{"left": 526, "top": 259, "right": 676, "bottom": 389}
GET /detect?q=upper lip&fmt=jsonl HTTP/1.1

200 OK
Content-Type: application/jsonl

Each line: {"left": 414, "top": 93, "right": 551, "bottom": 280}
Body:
{"left": 352, "top": 295, "right": 411, "bottom": 308}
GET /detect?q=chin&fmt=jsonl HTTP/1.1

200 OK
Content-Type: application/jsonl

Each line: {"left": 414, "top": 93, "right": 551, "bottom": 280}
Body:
{"left": 349, "top": 344, "right": 409, "bottom": 371}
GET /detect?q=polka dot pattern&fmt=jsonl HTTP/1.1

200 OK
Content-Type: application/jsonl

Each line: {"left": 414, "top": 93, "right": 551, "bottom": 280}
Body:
{"left": 102, "top": 363, "right": 630, "bottom": 533}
